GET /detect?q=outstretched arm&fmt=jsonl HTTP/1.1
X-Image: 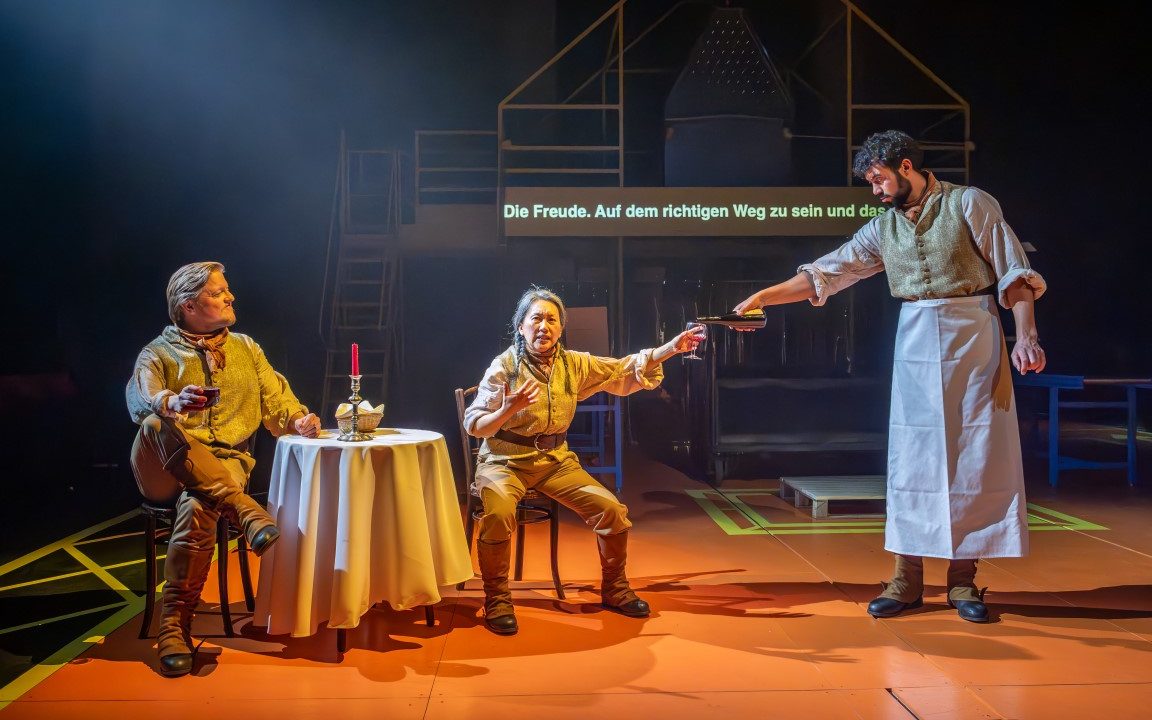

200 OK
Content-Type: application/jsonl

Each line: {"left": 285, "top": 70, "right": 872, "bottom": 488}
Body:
{"left": 1006, "top": 280, "right": 1046, "bottom": 374}
{"left": 733, "top": 272, "right": 817, "bottom": 314}
{"left": 734, "top": 227, "right": 883, "bottom": 317}
{"left": 643, "top": 326, "right": 706, "bottom": 370}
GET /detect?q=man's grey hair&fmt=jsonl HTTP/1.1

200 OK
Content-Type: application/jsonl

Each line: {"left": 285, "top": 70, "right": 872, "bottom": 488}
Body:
{"left": 167, "top": 261, "right": 225, "bottom": 325}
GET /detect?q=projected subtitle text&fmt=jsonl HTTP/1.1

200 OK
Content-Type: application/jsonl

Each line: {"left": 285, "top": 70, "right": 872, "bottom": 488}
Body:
{"left": 504, "top": 202, "right": 885, "bottom": 223}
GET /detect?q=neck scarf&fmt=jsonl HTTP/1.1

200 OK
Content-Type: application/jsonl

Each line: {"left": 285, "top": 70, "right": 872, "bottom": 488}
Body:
{"left": 901, "top": 171, "right": 938, "bottom": 224}
{"left": 178, "top": 328, "right": 230, "bottom": 373}
{"left": 524, "top": 343, "right": 559, "bottom": 378}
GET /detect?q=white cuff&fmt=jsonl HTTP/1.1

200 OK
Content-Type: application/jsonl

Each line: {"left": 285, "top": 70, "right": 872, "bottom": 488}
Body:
{"left": 997, "top": 269, "right": 1047, "bottom": 308}
{"left": 797, "top": 266, "right": 830, "bottom": 307}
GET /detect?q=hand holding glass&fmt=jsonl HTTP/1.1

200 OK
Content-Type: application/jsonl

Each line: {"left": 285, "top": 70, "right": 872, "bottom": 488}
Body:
{"left": 189, "top": 386, "right": 220, "bottom": 428}
{"left": 683, "top": 323, "right": 707, "bottom": 360}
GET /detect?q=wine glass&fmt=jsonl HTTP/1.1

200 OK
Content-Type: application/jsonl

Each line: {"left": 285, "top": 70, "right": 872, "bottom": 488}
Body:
{"left": 683, "top": 322, "right": 707, "bottom": 360}
{"left": 189, "top": 386, "right": 220, "bottom": 428}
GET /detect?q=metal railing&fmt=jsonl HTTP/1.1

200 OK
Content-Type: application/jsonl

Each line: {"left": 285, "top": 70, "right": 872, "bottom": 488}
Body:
{"left": 415, "top": 130, "right": 498, "bottom": 205}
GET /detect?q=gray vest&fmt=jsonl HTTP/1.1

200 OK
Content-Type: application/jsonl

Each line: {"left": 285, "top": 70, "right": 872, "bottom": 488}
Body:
{"left": 877, "top": 181, "right": 996, "bottom": 300}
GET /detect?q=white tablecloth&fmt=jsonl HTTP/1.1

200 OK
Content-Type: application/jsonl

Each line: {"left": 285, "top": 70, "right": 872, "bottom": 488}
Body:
{"left": 253, "top": 428, "right": 472, "bottom": 637}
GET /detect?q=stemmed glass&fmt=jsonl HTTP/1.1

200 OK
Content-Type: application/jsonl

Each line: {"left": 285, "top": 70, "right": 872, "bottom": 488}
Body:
{"left": 683, "top": 322, "right": 707, "bottom": 360}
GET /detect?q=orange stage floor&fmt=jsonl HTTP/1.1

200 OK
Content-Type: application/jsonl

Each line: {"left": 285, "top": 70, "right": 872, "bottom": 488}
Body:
{"left": 3, "top": 450, "right": 1152, "bottom": 719}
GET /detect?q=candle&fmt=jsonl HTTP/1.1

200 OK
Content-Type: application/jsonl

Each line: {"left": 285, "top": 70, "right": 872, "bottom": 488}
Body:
{"left": 351, "top": 342, "right": 359, "bottom": 376}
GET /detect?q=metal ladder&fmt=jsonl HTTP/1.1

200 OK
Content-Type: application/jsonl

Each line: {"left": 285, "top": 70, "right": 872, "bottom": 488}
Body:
{"left": 319, "top": 134, "right": 404, "bottom": 416}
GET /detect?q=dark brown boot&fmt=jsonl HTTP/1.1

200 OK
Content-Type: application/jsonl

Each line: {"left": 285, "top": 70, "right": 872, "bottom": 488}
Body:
{"left": 477, "top": 539, "right": 517, "bottom": 635}
{"left": 947, "top": 559, "right": 989, "bottom": 623}
{"left": 867, "top": 554, "right": 924, "bottom": 618}
{"left": 156, "top": 543, "right": 214, "bottom": 677}
{"left": 597, "top": 532, "right": 648, "bottom": 618}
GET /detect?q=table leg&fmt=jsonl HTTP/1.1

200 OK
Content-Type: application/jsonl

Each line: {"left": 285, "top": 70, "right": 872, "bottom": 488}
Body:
{"left": 424, "top": 605, "right": 435, "bottom": 626}
{"left": 1128, "top": 385, "right": 1138, "bottom": 486}
{"left": 337, "top": 628, "right": 347, "bottom": 653}
{"left": 1049, "top": 387, "right": 1060, "bottom": 488}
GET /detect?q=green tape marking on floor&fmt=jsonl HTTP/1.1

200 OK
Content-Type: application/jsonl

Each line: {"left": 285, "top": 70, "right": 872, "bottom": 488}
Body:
{"left": 689, "top": 489, "right": 1108, "bottom": 536}
{"left": 0, "top": 509, "right": 148, "bottom": 710}
{"left": 1025, "top": 503, "right": 1108, "bottom": 531}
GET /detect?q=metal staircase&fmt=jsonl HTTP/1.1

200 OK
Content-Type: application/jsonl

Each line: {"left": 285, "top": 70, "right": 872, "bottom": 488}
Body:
{"left": 318, "top": 132, "right": 404, "bottom": 416}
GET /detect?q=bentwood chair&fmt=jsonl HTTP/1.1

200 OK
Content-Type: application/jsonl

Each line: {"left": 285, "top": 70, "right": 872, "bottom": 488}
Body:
{"left": 454, "top": 386, "right": 565, "bottom": 599}
{"left": 137, "top": 433, "right": 259, "bottom": 640}
{"left": 138, "top": 503, "right": 255, "bottom": 639}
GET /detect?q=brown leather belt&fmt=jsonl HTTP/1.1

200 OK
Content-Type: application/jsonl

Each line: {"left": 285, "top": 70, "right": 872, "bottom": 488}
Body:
{"left": 904, "top": 285, "right": 997, "bottom": 303}
{"left": 494, "top": 429, "right": 568, "bottom": 451}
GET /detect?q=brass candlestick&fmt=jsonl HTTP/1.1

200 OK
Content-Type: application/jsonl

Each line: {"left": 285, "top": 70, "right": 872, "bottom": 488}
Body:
{"left": 337, "top": 374, "right": 373, "bottom": 442}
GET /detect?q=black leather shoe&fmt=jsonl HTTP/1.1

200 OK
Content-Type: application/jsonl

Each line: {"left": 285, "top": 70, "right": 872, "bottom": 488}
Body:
{"left": 159, "top": 652, "right": 193, "bottom": 677}
{"left": 484, "top": 613, "right": 518, "bottom": 635}
{"left": 603, "top": 598, "right": 650, "bottom": 618}
{"left": 867, "top": 595, "right": 923, "bottom": 618}
{"left": 249, "top": 526, "right": 281, "bottom": 557}
{"left": 950, "top": 599, "right": 988, "bottom": 622}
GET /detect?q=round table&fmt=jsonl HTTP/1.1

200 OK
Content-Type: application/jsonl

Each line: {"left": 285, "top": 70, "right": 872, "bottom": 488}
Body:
{"left": 253, "top": 428, "right": 472, "bottom": 638}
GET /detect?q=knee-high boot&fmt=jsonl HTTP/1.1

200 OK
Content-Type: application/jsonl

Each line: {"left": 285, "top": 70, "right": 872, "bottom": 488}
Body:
{"left": 156, "top": 543, "right": 214, "bottom": 677}
{"left": 596, "top": 531, "right": 649, "bottom": 618}
{"left": 165, "top": 435, "right": 279, "bottom": 556}
{"left": 867, "top": 554, "right": 924, "bottom": 618}
{"left": 947, "top": 559, "right": 988, "bottom": 623}
{"left": 477, "top": 539, "right": 517, "bottom": 635}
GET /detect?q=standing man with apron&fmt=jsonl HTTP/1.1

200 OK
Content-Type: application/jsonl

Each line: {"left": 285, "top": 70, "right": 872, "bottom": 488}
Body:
{"left": 734, "top": 130, "right": 1046, "bottom": 623}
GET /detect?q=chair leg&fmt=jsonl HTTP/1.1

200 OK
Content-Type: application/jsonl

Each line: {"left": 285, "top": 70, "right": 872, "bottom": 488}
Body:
{"left": 424, "top": 605, "right": 435, "bottom": 626}
{"left": 612, "top": 397, "right": 623, "bottom": 493}
{"left": 548, "top": 498, "right": 564, "bottom": 600}
{"left": 237, "top": 533, "right": 255, "bottom": 612}
{"left": 457, "top": 501, "right": 478, "bottom": 591}
{"left": 514, "top": 515, "right": 526, "bottom": 581}
{"left": 139, "top": 511, "right": 158, "bottom": 640}
{"left": 217, "top": 519, "right": 234, "bottom": 637}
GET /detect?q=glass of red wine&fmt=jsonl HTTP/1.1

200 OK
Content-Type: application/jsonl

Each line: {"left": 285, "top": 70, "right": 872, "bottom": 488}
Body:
{"left": 190, "top": 386, "right": 220, "bottom": 428}
{"left": 683, "top": 322, "right": 707, "bottom": 360}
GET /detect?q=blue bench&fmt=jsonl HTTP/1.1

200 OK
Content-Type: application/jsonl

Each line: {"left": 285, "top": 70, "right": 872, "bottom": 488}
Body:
{"left": 1015, "top": 374, "right": 1151, "bottom": 487}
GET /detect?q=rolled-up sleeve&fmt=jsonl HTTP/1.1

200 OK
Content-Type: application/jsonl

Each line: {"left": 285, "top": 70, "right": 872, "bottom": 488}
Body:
{"left": 963, "top": 187, "right": 1046, "bottom": 307}
{"left": 463, "top": 357, "right": 509, "bottom": 435}
{"left": 574, "top": 350, "right": 663, "bottom": 401}
{"left": 798, "top": 223, "right": 885, "bottom": 307}
{"left": 126, "top": 348, "right": 180, "bottom": 424}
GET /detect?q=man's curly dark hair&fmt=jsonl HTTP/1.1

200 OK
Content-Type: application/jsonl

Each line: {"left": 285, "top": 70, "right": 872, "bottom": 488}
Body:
{"left": 852, "top": 130, "right": 922, "bottom": 178}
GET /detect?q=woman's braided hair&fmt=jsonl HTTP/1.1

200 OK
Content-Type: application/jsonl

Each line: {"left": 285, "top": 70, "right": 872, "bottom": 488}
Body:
{"left": 507, "top": 286, "right": 573, "bottom": 395}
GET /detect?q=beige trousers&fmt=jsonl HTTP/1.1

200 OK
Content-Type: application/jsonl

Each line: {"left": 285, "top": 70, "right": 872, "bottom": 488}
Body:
{"left": 475, "top": 452, "right": 630, "bottom": 543}
{"left": 130, "top": 414, "right": 256, "bottom": 553}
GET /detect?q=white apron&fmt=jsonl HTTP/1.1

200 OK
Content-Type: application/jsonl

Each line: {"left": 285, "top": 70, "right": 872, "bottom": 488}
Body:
{"left": 885, "top": 295, "right": 1028, "bottom": 559}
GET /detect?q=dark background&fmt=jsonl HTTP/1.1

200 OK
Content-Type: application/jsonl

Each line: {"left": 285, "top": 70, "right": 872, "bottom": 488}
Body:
{"left": 2, "top": 0, "right": 1148, "bottom": 560}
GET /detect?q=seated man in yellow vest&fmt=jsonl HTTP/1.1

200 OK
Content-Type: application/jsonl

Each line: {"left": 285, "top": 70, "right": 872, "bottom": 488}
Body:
{"left": 127, "top": 261, "right": 320, "bottom": 676}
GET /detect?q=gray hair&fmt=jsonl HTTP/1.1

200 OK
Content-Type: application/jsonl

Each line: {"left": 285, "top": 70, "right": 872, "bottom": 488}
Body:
{"left": 510, "top": 285, "right": 567, "bottom": 333}
{"left": 166, "top": 261, "right": 224, "bottom": 325}
{"left": 508, "top": 286, "right": 573, "bottom": 394}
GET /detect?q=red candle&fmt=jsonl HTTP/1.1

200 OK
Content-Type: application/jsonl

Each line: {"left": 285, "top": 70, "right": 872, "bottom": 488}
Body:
{"left": 351, "top": 342, "right": 359, "bottom": 376}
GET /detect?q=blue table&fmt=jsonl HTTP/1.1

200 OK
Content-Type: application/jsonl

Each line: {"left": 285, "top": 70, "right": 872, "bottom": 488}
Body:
{"left": 568, "top": 392, "right": 624, "bottom": 493}
{"left": 1015, "top": 374, "right": 1151, "bottom": 487}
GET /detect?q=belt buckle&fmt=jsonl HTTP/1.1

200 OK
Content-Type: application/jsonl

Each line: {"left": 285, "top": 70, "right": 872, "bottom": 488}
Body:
{"left": 532, "top": 434, "right": 547, "bottom": 451}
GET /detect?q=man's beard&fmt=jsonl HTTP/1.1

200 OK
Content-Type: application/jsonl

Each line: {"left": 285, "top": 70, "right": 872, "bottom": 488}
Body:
{"left": 888, "top": 174, "right": 913, "bottom": 207}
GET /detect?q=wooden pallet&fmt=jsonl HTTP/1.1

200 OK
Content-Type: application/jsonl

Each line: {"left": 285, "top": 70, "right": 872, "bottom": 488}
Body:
{"left": 778, "top": 475, "right": 887, "bottom": 518}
